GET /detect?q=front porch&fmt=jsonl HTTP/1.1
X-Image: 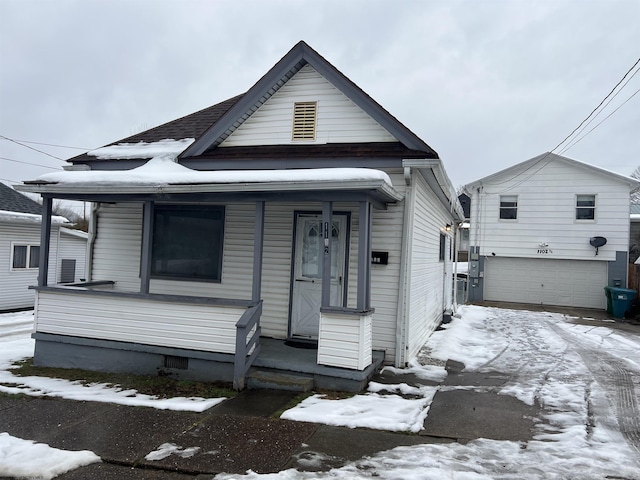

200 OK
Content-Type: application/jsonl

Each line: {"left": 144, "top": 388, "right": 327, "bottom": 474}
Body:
{"left": 32, "top": 325, "right": 384, "bottom": 393}
{"left": 31, "top": 284, "right": 384, "bottom": 392}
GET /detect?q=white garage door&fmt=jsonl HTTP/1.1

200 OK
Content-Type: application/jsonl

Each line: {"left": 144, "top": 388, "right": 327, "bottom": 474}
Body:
{"left": 484, "top": 257, "right": 607, "bottom": 309}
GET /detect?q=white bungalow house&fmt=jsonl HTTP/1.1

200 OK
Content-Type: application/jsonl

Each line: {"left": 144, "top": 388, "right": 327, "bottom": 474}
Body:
{"left": 16, "top": 41, "right": 463, "bottom": 391}
{"left": 0, "top": 183, "right": 88, "bottom": 311}
{"left": 464, "top": 153, "right": 639, "bottom": 310}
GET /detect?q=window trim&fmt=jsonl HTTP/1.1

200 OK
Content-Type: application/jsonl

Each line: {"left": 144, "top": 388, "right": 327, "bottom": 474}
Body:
{"left": 439, "top": 233, "right": 446, "bottom": 262}
{"left": 575, "top": 194, "right": 596, "bottom": 221}
{"left": 150, "top": 204, "right": 225, "bottom": 283}
{"left": 499, "top": 195, "right": 518, "bottom": 220}
{"left": 10, "top": 242, "right": 40, "bottom": 271}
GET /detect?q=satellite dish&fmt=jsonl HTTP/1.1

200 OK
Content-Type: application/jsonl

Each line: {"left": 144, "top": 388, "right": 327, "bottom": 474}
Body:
{"left": 589, "top": 236, "right": 607, "bottom": 255}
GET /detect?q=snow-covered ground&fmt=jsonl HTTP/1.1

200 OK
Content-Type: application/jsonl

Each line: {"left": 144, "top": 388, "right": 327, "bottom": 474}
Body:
{"left": 1, "top": 306, "right": 640, "bottom": 479}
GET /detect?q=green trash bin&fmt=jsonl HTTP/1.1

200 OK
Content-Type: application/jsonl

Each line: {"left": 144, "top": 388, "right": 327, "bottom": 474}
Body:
{"left": 604, "top": 286, "right": 613, "bottom": 314}
{"left": 609, "top": 287, "right": 636, "bottom": 318}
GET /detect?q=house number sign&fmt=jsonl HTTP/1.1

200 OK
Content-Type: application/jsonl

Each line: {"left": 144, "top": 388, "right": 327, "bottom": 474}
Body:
{"left": 537, "top": 248, "right": 553, "bottom": 254}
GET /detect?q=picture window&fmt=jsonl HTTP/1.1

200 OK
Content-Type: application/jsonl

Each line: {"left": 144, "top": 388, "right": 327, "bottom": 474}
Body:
{"left": 151, "top": 205, "right": 225, "bottom": 282}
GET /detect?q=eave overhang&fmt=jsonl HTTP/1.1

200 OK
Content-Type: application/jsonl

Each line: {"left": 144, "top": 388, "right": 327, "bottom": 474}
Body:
{"left": 15, "top": 177, "right": 402, "bottom": 208}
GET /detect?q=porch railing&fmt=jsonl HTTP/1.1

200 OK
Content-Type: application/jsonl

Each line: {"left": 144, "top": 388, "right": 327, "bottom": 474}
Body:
{"left": 234, "top": 300, "right": 263, "bottom": 390}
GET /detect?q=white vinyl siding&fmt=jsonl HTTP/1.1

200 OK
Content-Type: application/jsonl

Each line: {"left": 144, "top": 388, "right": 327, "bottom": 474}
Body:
{"left": 91, "top": 203, "right": 143, "bottom": 292}
{"left": 220, "top": 64, "right": 397, "bottom": 147}
{"left": 470, "top": 159, "right": 631, "bottom": 261}
{"left": 318, "top": 312, "right": 372, "bottom": 370}
{"left": 58, "top": 230, "right": 87, "bottom": 283}
{"left": 35, "top": 290, "right": 245, "bottom": 353}
{"left": 0, "top": 222, "right": 61, "bottom": 310}
{"left": 484, "top": 257, "right": 607, "bottom": 309}
{"left": 404, "top": 172, "right": 454, "bottom": 363}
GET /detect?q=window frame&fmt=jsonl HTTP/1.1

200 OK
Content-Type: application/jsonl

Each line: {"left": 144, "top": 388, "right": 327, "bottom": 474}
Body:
{"left": 575, "top": 194, "right": 596, "bottom": 221}
{"left": 150, "top": 204, "right": 225, "bottom": 283}
{"left": 439, "top": 233, "right": 446, "bottom": 262}
{"left": 10, "top": 243, "right": 40, "bottom": 270}
{"left": 499, "top": 195, "right": 518, "bottom": 220}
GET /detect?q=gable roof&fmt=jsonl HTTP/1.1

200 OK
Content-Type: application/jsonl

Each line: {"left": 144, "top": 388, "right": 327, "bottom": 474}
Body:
{"left": 180, "top": 41, "right": 437, "bottom": 159}
{"left": 0, "top": 182, "right": 43, "bottom": 215}
{"left": 68, "top": 95, "right": 243, "bottom": 166}
{"left": 465, "top": 152, "right": 640, "bottom": 190}
{"left": 67, "top": 41, "right": 437, "bottom": 169}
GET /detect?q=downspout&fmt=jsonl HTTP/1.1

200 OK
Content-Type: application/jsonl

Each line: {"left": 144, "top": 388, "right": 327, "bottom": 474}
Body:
{"left": 395, "top": 166, "right": 414, "bottom": 367}
{"left": 86, "top": 202, "right": 99, "bottom": 282}
{"left": 452, "top": 222, "right": 459, "bottom": 313}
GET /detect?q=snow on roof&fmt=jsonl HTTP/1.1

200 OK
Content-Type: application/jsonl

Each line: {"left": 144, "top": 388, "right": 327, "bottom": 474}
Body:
{"left": 35, "top": 155, "right": 393, "bottom": 188}
{"left": 0, "top": 209, "right": 68, "bottom": 225}
{"left": 87, "top": 138, "right": 195, "bottom": 159}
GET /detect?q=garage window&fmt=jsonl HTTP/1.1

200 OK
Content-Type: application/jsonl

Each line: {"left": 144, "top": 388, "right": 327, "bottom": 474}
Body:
{"left": 576, "top": 195, "right": 595, "bottom": 220}
{"left": 499, "top": 195, "right": 518, "bottom": 220}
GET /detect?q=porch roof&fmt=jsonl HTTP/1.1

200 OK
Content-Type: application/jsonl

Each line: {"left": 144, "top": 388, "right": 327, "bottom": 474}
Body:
{"left": 15, "top": 159, "right": 402, "bottom": 205}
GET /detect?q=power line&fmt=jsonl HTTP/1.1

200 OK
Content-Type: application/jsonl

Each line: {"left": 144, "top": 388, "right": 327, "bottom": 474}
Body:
{"left": 6, "top": 138, "right": 91, "bottom": 150}
{"left": 551, "top": 56, "right": 640, "bottom": 154}
{"left": 559, "top": 87, "right": 640, "bottom": 154}
{"left": 558, "top": 66, "right": 640, "bottom": 153}
{"left": 486, "top": 57, "right": 640, "bottom": 194}
{"left": 0, "top": 134, "right": 65, "bottom": 161}
{"left": 0, "top": 156, "right": 62, "bottom": 170}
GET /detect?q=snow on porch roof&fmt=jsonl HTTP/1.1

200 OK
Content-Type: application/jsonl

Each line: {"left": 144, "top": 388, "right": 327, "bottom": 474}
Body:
{"left": 16, "top": 154, "right": 402, "bottom": 203}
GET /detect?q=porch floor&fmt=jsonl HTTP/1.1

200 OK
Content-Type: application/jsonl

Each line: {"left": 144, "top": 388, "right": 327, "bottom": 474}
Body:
{"left": 251, "top": 337, "right": 385, "bottom": 392}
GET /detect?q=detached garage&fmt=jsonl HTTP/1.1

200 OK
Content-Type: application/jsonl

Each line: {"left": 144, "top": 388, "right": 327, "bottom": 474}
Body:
{"left": 484, "top": 257, "right": 607, "bottom": 310}
{"left": 464, "top": 153, "right": 639, "bottom": 311}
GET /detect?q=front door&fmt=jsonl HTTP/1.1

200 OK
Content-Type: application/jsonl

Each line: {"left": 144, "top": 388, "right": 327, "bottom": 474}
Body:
{"left": 291, "top": 213, "right": 347, "bottom": 339}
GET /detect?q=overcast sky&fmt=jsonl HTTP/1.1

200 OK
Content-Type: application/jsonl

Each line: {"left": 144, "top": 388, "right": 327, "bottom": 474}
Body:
{"left": 1, "top": 0, "right": 639, "bottom": 203}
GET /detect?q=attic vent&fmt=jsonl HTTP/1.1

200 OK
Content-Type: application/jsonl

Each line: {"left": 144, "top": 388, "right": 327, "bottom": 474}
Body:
{"left": 292, "top": 101, "right": 317, "bottom": 140}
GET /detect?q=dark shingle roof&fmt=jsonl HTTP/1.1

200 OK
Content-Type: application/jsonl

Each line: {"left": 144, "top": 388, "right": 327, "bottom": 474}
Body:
{"left": 0, "top": 182, "right": 43, "bottom": 215}
{"left": 68, "top": 94, "right": 243, "bottom": 165}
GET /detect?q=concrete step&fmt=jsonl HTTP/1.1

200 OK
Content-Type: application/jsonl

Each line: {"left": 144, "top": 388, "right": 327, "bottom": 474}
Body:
{"left": 247, "top": 369, "right": 314, "bottom": 392}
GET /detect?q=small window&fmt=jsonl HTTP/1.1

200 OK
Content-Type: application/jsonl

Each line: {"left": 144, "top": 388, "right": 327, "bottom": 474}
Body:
{"left": 499, "top": 195, "right": 518, "bottom": 220}
{"left": 292, "top": 101, "right": 317, "bottom": 140}
{"left": 151, "top": 205, "right": 225, "bottom": 282}
{"left": 576, "top": 194, "right": 595, "bottom": 220}
{"left": 11, "top": 244, "right": 40, "bottom": 269}
{"left": 439, "top": 233, "right": 446, "bottom": 261}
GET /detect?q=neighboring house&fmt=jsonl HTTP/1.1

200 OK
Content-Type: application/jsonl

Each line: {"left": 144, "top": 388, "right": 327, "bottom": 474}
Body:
{"left": 465, "top": 153, "right": 639, "bottom": 310}
{"left": 0, "top": 183, "right": 87, "bottom": 311}
{"left": 16, "top": 41, "right": 464, "bottom": 391}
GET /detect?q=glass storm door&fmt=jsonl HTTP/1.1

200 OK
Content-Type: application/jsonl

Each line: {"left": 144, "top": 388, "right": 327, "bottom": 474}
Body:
{"left": 291, "top": 214, "right": 347, "bottom": 339}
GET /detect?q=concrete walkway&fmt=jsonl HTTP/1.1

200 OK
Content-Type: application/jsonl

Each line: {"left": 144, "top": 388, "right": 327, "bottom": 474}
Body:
{"left": 3, "top": 303, "right": 636, "bottom": 478}
{"left": 0, "top": 369, "right": 543, "bottom": 479}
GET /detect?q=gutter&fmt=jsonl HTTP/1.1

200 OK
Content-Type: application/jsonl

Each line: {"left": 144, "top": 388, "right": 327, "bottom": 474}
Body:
{"left": 402, "top": 158, "right": 465, "bottom": 221}
{"left": 15, "top": 178, "right": 403, "bottom": 202}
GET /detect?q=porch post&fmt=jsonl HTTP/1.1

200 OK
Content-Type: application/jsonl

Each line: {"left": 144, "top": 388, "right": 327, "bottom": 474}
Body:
{"left": 252, "top": 201, "right": 265, "bottom": 302}
{"left": 38, "top": 196, "right": 53, "bottom": 287}
{"left": 321, "top": 201, "right": 333, "bottom": 307}
{"left": 140, "top": 201, "right": 154, "bottom": 294}
{"left": 357, "top": 201, "right": 372, "bottom": 310}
